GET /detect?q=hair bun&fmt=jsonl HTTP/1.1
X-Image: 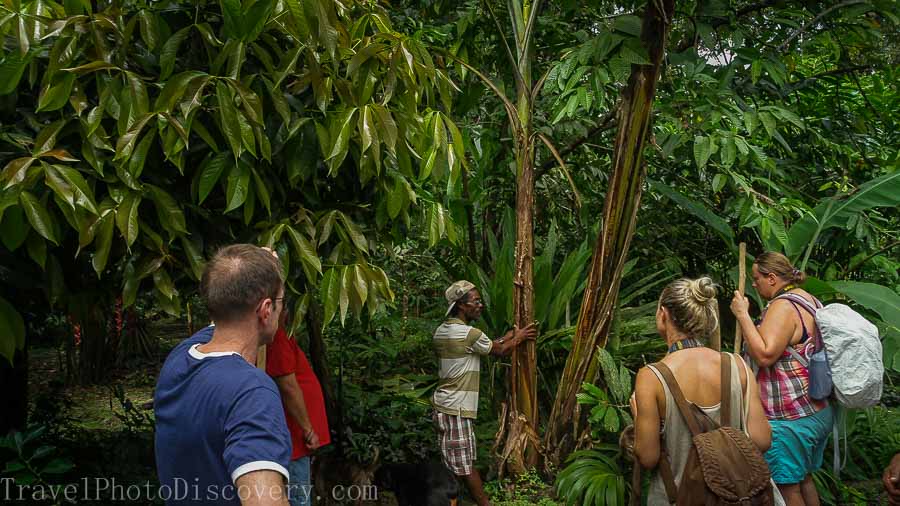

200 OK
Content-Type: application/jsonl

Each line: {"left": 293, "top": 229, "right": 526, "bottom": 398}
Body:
{"left": 688, "top": 277, "right": 717, "bottom": 304}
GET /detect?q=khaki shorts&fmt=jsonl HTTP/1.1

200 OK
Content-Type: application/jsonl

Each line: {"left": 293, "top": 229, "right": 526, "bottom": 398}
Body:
{"left": 433, "top": 411, "right": 476, "bottom": 476}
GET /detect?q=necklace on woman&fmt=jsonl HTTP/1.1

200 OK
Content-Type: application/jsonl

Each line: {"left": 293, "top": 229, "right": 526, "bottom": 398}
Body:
{"left": 667, "top": 337, "right": 704, "bottom": 354}
{"left": 774, "top": 283, "right": 797, "bottom": 298}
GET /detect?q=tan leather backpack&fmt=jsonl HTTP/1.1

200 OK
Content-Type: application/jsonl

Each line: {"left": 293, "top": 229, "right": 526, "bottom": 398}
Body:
{"left": 653, "top": 354, "right": 775, "bottom": 505}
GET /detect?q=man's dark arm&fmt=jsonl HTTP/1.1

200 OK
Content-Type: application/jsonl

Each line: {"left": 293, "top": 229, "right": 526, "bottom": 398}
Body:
{"left": 489, "top": 324, "right": 538, "bottom": 356}
{"left": 272, "top": 374, "right": 320, "bottom": 450}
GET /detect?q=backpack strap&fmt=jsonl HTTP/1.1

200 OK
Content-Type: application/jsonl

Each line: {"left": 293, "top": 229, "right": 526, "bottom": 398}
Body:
{"left": 657, "top": 447, "right": 679, "bottom": 504}
{"left": 720, "top": 352, "right": 733, "bottom": 428}
{"left": 652, "top": 362, "right": 702, "bottom": 437}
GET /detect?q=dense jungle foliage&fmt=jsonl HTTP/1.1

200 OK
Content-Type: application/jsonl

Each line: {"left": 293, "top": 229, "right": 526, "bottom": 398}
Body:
{"left": 0, "top": 0, "right": 898, "bottom": 503}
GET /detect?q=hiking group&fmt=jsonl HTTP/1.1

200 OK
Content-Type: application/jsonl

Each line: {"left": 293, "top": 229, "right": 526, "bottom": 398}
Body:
{"left": 151, "top": 244, "right": 892, "bottom": 506}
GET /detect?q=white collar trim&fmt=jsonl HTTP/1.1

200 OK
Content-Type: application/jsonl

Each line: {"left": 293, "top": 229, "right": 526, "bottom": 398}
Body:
{"left": 188, "top": 343, "right": 240, "bottom": 360}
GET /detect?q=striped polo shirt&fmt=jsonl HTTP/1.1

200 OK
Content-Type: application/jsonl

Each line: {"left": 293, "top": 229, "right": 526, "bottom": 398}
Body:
{"left": 432, "top": 318, "right": 493, "bottom": 419}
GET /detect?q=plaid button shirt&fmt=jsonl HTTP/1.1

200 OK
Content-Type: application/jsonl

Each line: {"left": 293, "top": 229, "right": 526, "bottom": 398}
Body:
{"left": 754, "top": 295, "right": 828, "bottom": 420}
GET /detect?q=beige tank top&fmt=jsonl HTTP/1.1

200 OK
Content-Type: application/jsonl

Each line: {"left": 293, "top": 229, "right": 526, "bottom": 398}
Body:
{"left": 646, "top": 354, "right": 750, "bottom": 504}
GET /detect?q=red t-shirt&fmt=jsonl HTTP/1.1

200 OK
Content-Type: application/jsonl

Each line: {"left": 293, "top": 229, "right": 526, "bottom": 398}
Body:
{"left": 266, "top": 328, "right": 331, "bottom": 459}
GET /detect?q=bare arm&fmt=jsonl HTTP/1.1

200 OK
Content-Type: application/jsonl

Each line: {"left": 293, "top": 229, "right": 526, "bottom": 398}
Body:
{"left": 737, "top": 354, "right": 772, "bottom": 452}
{"left": 489, "top": 324, "right": 538, "bottom": 356}
{"left": 272, "top": 374, "right": 320, "bottom": 450}
{"left": 235, "top": 470, "right": 288, "bottom": 506}
{"left": 731, "top": 293, "right": 795, "bottom": 367}
{"left": 632, "top": 367, "right": 662, "bottom": 470}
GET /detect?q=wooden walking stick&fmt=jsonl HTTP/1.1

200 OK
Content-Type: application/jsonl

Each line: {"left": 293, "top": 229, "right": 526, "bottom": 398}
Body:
{"left": 734, "top": 242, "right": 747, "bottom": 353}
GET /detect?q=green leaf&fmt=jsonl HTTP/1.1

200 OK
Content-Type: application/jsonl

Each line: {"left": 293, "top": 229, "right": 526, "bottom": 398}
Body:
{"left": 327, "top": 107, "right": 357, "bottom": 174}
{"left": 216, "top": 81, "right": 243, "bottom": 161}
{"left": 353, "top": 264, "right": 368, "bottom": 308}
{"left": 358, "top": 105, "right": 377, "bottom": 154}
{"left": 153, "top": 269, "right": 177, "bottom": 300}
{"left": 286, "top": 226, "right": 321, "bottom": 278}
{"left": 138, "top": 10, "right": 159, "bottom": 50}
{"left": 114, "top": 114, "right": 154, "bottom": 162}
{"left": 0, "top": 295, "right": 26, "bottom": 365}
{"left": 18, "top": 192, "right": 58, "bottom": 245}
{"left": 159, "top": 26, "right": 191, "bottom": 80}
{"left": 198, "top": 152, "right": 230, "bottom": 204}
{"left": 613, "top": 15, "right": 643, "bottom": 36}
{"left": 321, "top": 268, "right": 340, "bottom": 328}
{"left": 26, "top": 231, "right": 46, "bottom": 268}
{"left": 339, "top": 265, "right": 351, "bottom": 325}
{"left": 155, "top": 71, "right": 207, "bottom": 112}
{"left": 224, "top": 161, "right": 250, "bottom": 212}
{"left": 90, "top": 212, "right": 115, "bottom": 276}
{"left": 786, "top": 172, "right": 900, "bottom": 257}
{"left": 649, "top": 179, "right": 736, "bottom": 251}
{"left": 32, "top": 120, "right": 68, "bottom": 156}
{"left": 0, "top": 205, "right": 28, "bottom": 251}
{"left": 693, "top": 135, "right": 711, "bottom": 169}
{"left": 180, "top": 236, "right": 205, "bottom": 281}
{"left": 338, "top": 212, "right": 367, "bottom": 252}
{"left": 0, "top": 50, "right": 34, "bottom": 94}
{"left": 829, "top": 281, "right": 900, "bottom": 330}
{"left": 2, "top": 157, "right": 36, "bottom": 189}
{"left": 53, "top": 165, "right": 99, "bottom": 215}
{"left": 720, "top": 137, "right": 736, "bottom": 168}
{"left": 146, "top": 184, "right": 187, "bottom": 235}
{"left": 116, "top": 192, "right": 141, "bottom": 248}
{"left": 37, "top": 73, "right": 75, "bottom": 112}
{"left": 249, "top": 165, "right": 271, "bottom": 215}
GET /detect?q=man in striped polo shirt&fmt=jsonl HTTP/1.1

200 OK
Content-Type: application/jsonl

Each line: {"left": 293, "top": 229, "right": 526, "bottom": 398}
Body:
{"left": 433, "top": 280, "right": 537, "bottom": 506}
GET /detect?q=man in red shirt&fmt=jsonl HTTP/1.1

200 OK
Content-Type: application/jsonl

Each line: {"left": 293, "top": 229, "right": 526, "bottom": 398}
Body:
{"left": 266, "top": 323, "right": 331, "bottom": 506}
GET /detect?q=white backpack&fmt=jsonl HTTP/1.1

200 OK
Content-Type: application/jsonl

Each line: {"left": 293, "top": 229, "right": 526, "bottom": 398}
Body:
{"left": 814, "top": 303, "right": 883, "bottom": 408}
{"left": 780, "top": 295, "right": 883, "bottom": 408}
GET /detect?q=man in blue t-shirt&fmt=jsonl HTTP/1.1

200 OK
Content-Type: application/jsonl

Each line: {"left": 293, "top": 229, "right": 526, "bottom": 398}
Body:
{"left": 155, "top": 244, "right": 292, "bottom": 505}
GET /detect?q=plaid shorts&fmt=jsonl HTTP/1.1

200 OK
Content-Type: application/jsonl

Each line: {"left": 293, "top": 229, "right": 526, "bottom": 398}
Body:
{"left": 433, "top": 411, "right": 476, "bottom": 476}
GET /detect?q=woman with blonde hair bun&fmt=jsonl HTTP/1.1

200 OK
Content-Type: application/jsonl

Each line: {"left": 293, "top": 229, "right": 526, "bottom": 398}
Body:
{"left": 631, "top": 277, "right": 776, "bottom": 504}
{"left": 731, "top": 251, "right": 833, "bottom": 506}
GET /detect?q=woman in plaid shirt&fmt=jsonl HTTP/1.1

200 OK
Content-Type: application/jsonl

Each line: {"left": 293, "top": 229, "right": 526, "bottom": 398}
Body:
{"left": 731, "top": 252, "right": 834, "bottom": 506}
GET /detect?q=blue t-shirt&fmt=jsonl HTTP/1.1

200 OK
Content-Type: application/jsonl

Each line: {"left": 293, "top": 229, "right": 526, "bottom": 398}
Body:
{"left": 154, "top": 326, "right": 291, "bottom": 504}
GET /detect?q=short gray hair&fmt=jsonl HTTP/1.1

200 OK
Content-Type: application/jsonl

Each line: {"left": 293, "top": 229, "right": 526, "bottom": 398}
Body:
{"left": 200, "top": 244, "right": 283, "bottom": 323}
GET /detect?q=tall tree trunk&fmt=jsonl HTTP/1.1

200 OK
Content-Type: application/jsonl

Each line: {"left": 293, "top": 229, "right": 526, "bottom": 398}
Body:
{"left": 495, "top": 0, "right": 541, "bottom": 476}
{"left": 543, "top": 0, "right": 675, "bottom": 468}
{"left": 305, "top": 299, "right": 340, "bottom": 444}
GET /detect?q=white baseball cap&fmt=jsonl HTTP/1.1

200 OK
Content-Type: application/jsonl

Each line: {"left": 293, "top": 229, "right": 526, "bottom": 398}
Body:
{"left": 444, "top": 280, "right": 476, "bottom": 317}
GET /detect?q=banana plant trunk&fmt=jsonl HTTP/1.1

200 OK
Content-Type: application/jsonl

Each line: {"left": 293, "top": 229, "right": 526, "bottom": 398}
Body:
{"left": 543, "top": 0, "right": 675, "bottom": 468}
{"left": 494, "top": 0, "right": 541, "bottom": 476}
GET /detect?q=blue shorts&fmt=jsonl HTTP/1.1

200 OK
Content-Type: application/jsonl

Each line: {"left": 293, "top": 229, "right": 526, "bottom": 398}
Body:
{"left": 765, "top": 404, "right": 834, "bottom": 484}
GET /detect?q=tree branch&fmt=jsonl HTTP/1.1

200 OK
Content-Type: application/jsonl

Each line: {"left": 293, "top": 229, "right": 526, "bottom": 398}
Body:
{"left": 709, "top": 0, "right": 779, "bottom": 28}
{"left": 777, "top": 0, "right": 868, "bottom": 52}
{"left": 535, "top": 109, "right": 617, "bottom": 179}
{"left": 783, "top": 64, "right": 881, "bottom": 93}
{"left": 841, "top": 240, "right": 900, "bottom": 277}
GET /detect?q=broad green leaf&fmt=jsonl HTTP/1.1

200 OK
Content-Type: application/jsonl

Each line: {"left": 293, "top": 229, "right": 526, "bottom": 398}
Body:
{"left": 327, "top": 107, "right": 357, "bottom": 174}
{"left": 249, "top": 166, "right": 271, "bottom": 215}
{"left": 649, "top": 179, "right": 735, "bottom": 250}
{"left": 155, "top": 71, "right": 207, "bottom": 112}
{"left": 786, "top": 172, "right": 900, "bottom": 258}
{"left": 198, "top": 152, "right": 230, "bottom": 203}
{"left": 224, "top": 161, "right": 250, "bottom": 212}
{"left": 159, "top": 26, "right": 191, "bottom": 80}
{"left": 2, "top": 157, "right": 36, "bottom": 189}
{"left": 18, "top": 191, "right": 58, "bottom": 244}
{"left": 90, "top": 212, "right": 115, "bottom": 275}
{"left": 0, "top": 295, "right": 26, "bottom": 365}
{"left": 146, "top": 184, "right": 187, "bottom": 234}
{"left": 321, "top": 268, "right": 340, "bottom": 328}
{"left": 32, "top": 120, "right": 68, "bottom": 156}
{"left": 1, "top": 203, "right": 28, "bottom": 251}
{"left": 353, "top": 264, "right": 368, "bottom": 308}
{"left": 0, "top": 50, "right": 34, "bottom": 94}
{"left": 286, "top": 226, "right": 321, "bottom": 277}
{"left": 26, "top": 231, "right": 46, "bottom": 268}
{"left": 358, "top": 105, "right": 376, "bottom": 154}
{"left": 693, "top": 135, "right": 711, "bottom": 169}
{"left": 338, "top": 212, "right": 367, "bottom": 252}
{"left": 116, "top": 192, "right": 141, "bottom": 248}
{"left": 830, "top": 281, "right": 900, "bottom": 330}
{"left": 372, "top": 105, "right": 397, "bottom": 152}
{"left": 180, "top": 236, "right": 206, "bottom": 281}
{"left": 138, "top": 10, "right": 159, "bottom": 50}
{"left": 216, "top": 81, "right": 243, "bottom": 161}
{"left": 153, "top": 269, "right": 177, "bottom": 300}
{"left": 37, "top": 73, "right": 75, "bottom": 112}
{"left": 720, "top": 137, "right": 736, "bottom": 168}
{"left": 339, "top": 265, "right": 350, "bottom": 325}
{"left": 114, "top": 114, "right": 154, "bottom": 161}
